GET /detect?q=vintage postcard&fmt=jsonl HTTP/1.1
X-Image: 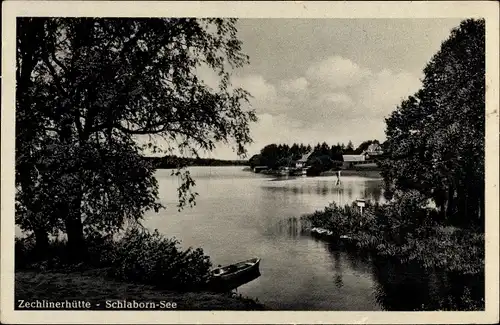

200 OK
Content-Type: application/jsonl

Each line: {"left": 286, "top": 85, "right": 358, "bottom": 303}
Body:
{"left": 1, "top": 1, "right": 499, "bottom": 324}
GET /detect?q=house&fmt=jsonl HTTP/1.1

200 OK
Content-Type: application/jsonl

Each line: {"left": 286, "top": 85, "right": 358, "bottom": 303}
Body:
{"left": 295, "top": 150, "right": 313, "bottom": 168}
{"left": 362, "top": 143, "right": 384, "bottom": 159}
{"left": 342, "top": 154, "right": 365, "bottom": 168}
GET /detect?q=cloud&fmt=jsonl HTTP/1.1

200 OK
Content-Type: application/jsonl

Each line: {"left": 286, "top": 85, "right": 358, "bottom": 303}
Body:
{"left": 305, "top": 56, "right": 372, "bottom": 89}
{"left": 358, "top": 69, "right": 422, "bottom": 119}
{"left": 280, "top": 77, "right": 309, "bottom": 93}
{"left": 232, "top": 74, "right": 277, "bottom": 101}
{"left": 169, "top": 57, "right": 423, "bottom": 159}
{"left": 236, "top": 58, "right": 422, "bottom": 156}
{"left": 319, "top": 92, "right": 353, "bottom": 106}
{"left": 195, "top": 64, "right": 221, "bottom": 90}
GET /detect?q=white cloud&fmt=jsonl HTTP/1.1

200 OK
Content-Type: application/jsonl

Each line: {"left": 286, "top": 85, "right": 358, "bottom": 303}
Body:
{"left": 319, "top": 93, "right": 353, "bottom": 106}
{"left": 173, "top": 58, "right": 423, "bottom": 159}
{"left": 232, "top": 74, "right": 277, "bottom": 101}
{"left": 359, "top": 69, "right": 422, "bottom": 119}
{"left": 280, "top": 77, "right": 309, "bottom": 93}
{"left": 305, "top": 56, "right": 372, "bottom": 89}
{"left": 195, "top": 64, "right": 221, "bottom": 90}
{"left": 236, "top": 61, "right": 422, "bottom": 156}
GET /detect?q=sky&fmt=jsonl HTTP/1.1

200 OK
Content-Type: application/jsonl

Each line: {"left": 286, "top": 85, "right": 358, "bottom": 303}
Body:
{"left": 185, "top": 18, "right": 463, "bottom": 160}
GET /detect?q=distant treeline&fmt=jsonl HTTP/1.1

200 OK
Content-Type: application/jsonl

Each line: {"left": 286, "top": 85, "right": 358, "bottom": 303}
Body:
{"left": 249, "top": 140, "right": 384, "bottom": 174}
{"left": 145, "top": 155, "right": 249, "bottom": 169}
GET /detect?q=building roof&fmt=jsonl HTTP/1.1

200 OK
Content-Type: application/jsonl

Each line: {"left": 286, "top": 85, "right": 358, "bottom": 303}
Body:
{"left": 296, "top": 150, "right": 313, "bottom": 163}
{"left": 366, "top": 143, "right": 383, "bottom": 153}
{"left": 343, "top": 154, "right": 365, "bottom": 162}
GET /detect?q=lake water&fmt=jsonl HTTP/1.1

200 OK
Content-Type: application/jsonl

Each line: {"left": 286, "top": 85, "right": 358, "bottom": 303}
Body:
{"left": 144, "top": 166, "right": 480, "bottom": 310}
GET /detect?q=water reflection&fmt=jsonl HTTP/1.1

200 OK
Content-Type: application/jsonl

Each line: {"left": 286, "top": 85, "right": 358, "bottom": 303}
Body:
{"left": 275, "top": 216, "right": 483, "bottom": 311}
{"left": 332, "top": 250, "right": 344, "bottom": 288}
{"left": 371, "top": 258, "right": 484, "bottom": 310}
{"left": 272, "top": 217, "right": 305, "bottom": 239}
{"left": 261, "top": 177, "right": 384, "bottom": 205}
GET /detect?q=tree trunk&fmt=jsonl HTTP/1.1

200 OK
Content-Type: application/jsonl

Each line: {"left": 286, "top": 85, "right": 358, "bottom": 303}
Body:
{"left": 445, "top": 184, "right": 456, "bottom": 222}
{"left": 33, "top": 226, "right": 50, "bottom": 260}
{"left": 433, "top": 188, "right": 447, "bottom": 222}
{"left": 456, "top": 184, "right": 469, "bottom": 228}
{"left": 438, "top": 201, "right": 446, "bottom": 222}
{"left": 468, "top": 179, "right": 484, "bottom": 230}
{"left": 478, "top": 186, "right": 485, "bottom": 231}
{"left": 64, "top": 211, "right": 86, "bottom": 263}
{"left": 17, "top": 163, "right": 51, "bottom": 260}
{"left": 62, "top": 179, "right": 87, "bottom": 263}
{"left": 17, "top": 19, "right": 49, "bottom": 262}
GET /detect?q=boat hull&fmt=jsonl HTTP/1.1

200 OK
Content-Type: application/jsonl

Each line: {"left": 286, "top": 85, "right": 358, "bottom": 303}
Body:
{"left": 207, "top": 258, "right": 261, "bottom": 292}
{"left": 310, "top": 227, "right": 334, "bottom": 238}
{"left": 310, "top": 228, "right": 359, "bottom": 248}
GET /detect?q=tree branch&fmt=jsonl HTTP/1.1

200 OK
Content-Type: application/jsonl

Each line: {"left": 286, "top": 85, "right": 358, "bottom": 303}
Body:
{"left": 41, "top": 55, "right": 68, "bottom": 98}
{"left": 43, "top": 126, "right": 62, "bottom": 134}
{"left": 51, "top": 52, "right": 70, "bottom": 75}
{"left": 73, "top": 111, "right": 85, "bottom": 140}
{"left": 115, "top": 124, "right": 168, "bottom": 135}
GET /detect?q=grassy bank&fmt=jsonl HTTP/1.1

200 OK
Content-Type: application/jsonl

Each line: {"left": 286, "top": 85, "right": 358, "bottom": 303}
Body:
{"left": 15, "top": 228, "right": 264, "bottom": 310}
{"left": 16, "top": 269, "right": 264, "bottom": 310}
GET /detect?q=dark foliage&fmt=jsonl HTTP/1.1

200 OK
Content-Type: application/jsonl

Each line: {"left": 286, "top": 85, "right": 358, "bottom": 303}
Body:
{"left": 15, "top": 228, "right": 212, "bottom": 291}
{"left": 381, "top": 19, "right": 485, "bottom": 230}
{"left": 16, "top": 17, "right": 256, "bottom": 259}
{"left": 302, "top": 198, "right": 484, "bottom": 275}
{"left": 250, "top": 142, "right": 350, "bottom": 171}
{"left": 145, "top": 155, "right": 249, "bottom": 169}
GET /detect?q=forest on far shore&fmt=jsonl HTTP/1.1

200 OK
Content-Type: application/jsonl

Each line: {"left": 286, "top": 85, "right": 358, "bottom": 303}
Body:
{"left": 145, "top": 155, "right": 249, "bottom": 168}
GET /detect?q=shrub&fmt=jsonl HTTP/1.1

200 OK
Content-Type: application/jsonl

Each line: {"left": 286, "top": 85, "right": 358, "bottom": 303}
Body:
{"left": 15, "top": 235, "right": 69, "bottom": 270}
{"left": 415, "top": 286, "right": 485, "bottom": 311}
{"left": 108, "top": 227, "right": 212, "bottom": 291}
{"left": 15, "top": 227, "right": 213, "bottom": 291}
{"left": 15, "top": 236, "right": 36, "bottom": 269}
{"left": 86, "top": 232, "right": 116, "bottom": 267}
{"left": 302, "top": 198, "right": 484, "bottom": 275}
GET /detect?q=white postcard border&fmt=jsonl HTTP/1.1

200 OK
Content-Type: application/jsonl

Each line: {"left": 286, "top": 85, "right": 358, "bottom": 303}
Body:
{"left": 1, "top": 1, "right": 499, "bottom": 324}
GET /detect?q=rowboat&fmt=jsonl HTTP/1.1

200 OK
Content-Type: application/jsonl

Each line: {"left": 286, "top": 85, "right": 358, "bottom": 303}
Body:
{"left": 311, "top": 227, "right": 333, "bottom": 236}
{"left": 207, "top": 258, "right": 261, "bottom": 291}
{"left": 339, "top": 234, "right": 357, "bottom": 245}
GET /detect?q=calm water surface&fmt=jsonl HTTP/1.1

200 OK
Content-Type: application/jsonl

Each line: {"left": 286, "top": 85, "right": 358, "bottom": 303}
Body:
{"left": 143, "top": 166, "right": 474, "bottom": 310}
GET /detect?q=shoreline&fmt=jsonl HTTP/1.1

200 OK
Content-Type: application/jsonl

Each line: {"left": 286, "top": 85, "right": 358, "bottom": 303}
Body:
{"left": 321, "top": 169, "right": 382, "bottom": 178}
{"left": 154, "top": 165, "right": 383, "bottom": 180}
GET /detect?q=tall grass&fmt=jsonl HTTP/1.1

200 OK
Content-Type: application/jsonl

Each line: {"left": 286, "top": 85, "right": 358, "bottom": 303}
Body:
{"left": 108, "top": 228, "right": 211, "bottom": 290}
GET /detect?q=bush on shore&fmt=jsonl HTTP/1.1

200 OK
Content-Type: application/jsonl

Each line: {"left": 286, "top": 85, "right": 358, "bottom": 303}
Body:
{"left": 15, "top": 227, "right": 212, "bottom": 291}
{"left": 302, "top": 194, "right": 484, "bottom": 311}
{"left": 108, "top": 228, "right": 212, "bottom": 290}
{"left": 302, "top": 191, "right": 484, "bottom": 275}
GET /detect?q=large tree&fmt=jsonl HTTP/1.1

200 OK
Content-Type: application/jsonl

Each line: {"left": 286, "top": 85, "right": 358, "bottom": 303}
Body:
{"left": 382, "top": 19, "right": 485, "bottom": 229}
{"left": 16, "top": 17, "right": 257, "bottom": 259}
